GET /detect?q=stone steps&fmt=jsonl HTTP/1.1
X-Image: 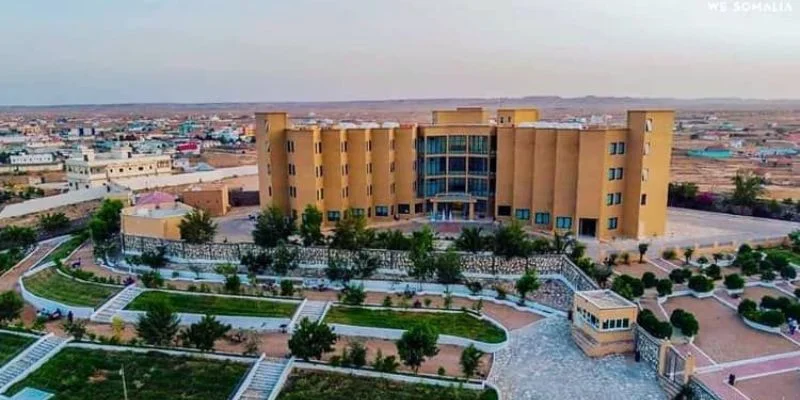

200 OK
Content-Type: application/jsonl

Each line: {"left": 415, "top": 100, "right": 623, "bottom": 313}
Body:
{"left": 91, "top": 285, "right": 144, "bottom": 323}
{"left": 0, "top": 335, "right": 68, "bottom": 392}
{"left": 293, "top": 301, "right": 328, "bottom": 329}
{"left": 236, "top": 360, "right": 288, "bottom": 400}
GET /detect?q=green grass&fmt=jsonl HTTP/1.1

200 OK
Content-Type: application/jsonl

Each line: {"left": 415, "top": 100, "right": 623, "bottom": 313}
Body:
{"left": 4, "top": 347, "right": 249, "bottom": 400}
{"left": 125, "top": 290, "right": 298, "bottom": 318}
{"left": 0, "top": 333, "right": 35, "bottom": 367}
{"left": 277, "top": 370, "right": 497, "bottom": 400}
{"left": 324, "top": 306, "right": 507, "bottom": 343}
{"left": 764, "top": 248, "right": 800, "bottom": 266}
{"left": 22, "top": 268, "right": 121, "bottom": 307}
{"left": 38, "top": 235, "right": 87, "bottom": 266}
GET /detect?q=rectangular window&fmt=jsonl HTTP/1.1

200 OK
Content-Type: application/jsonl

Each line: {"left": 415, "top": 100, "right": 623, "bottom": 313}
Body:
{"left": 606, "top": 194, "right": 614, "bottom": 206}
{"left": 645, "top": 118, "right": 653, "bottom": 132}
{"left": 614, "top": 167, "right": 624, "bottom": 180}
{"left": 467, "top": 178, "right": 489, "bottom": 197}
{"left": 614, "top": 192, "right": 622, "bottom": 205}
{"left": 468, "top": 136, "right": 489, "bottom": 154}
{"left": 556, "top": 216, "right": 572, "bottom": 230}
{"left": 608, "top": 217, "right": 618, "bottom": 230}
{"left": 351, "top": 208, "right": 365, "bottom": 217}
{"left": 515, "top": 209, "right": 531, "bottom": 220}
{"left": 641, "top": 194, "right": 647, "bottom": 205}
{"left": 644, "top": 142, "right": 651, "bottom": 155}
{"left": 414, "top": 203, "right": 424, "bottom": 214}
{"left": 426, "top": 136, "right": 447, "bottom": 154}
{"left": 642, "top": 168, "right": 649, "bottom": 182}
{"left": 375, "top": 206, "right": 389, "bottom": 217}
{"left": 607, "top": 168, "right": 615, "bottom": 180}
{"left": 448, "top": 177, "right": 466, "bottom": 193}
{"left": 468, "top": 157, "right": 488, "bottom": 175}
{"left": 618, "top": 142, "right": 626, "bottom": 154}
{"left": 448, "top": 157, "right": 466, "bottom": 175}
{"left": 497, "top": 206, "right": 512, "bottom": 217}
{"left": 327, "top": 211, "right": 341, "bottom": 222}
{"left": 448, "top": 135, "right": 467, "bottom": 153}
{"left": 534, "top": 212, "right": 551, "bottom": 225}
{"left": 398, "top": 204, "right": 410, "bottom": 214}
{"left": 609, "top": 143, "right": 617, "bottom": 155}
{"left": 424, "top": 178, "right": 447, "bottom": 197}
{"left": 426, "top": 157, "right": 447, "bottom": 175}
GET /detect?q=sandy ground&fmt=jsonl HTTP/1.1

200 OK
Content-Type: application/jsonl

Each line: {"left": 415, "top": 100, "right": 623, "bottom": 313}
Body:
{"left": 740, "top": 286, "right": 795, "bottom": 304}
{"left": 612, "top": 261, "right": 670, "bottom": 279}
{"left": 662, "top": 296, "right": 798, "bottom": 363}
{"left": 736, "top": 370, "right": 800, "bottom": 400}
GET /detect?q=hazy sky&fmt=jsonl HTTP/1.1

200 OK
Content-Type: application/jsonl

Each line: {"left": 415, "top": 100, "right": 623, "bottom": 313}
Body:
{"left": 1, "top": 0, "right": 798, "bottom": 105}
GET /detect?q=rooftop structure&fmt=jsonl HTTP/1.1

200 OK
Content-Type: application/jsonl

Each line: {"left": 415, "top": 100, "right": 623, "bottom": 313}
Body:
{"left": 121, "top": 201, "right": 193, "bottom": 240}
{"left": 571, "top": 290, "right": 638, "bottom": 357}
{"left": 65, "top": 146, "right": 172, "bottom": 191}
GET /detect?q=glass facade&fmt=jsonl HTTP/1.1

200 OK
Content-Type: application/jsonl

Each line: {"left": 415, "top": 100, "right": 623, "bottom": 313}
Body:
{"left": 448, "top": 135, "right": 467, "bottom": 153}
{"left": 448, "top": 157, "right": 466, "bottom": 175}
{"left": 468, "top": 157, "right": 488, "bottom": 175}
{"left": 469, "top": 136, "right": 489, "bottom": 154}
{"left": 426, "top": 136, "right": 447, "bottom": 154}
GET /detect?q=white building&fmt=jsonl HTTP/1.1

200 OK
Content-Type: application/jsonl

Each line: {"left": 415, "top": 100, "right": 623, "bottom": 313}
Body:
{"left": 65, "top": 147, "right": 172, "bottom": 191}
{"left": 9, "top": 153, "right": 54, "bottom": 165}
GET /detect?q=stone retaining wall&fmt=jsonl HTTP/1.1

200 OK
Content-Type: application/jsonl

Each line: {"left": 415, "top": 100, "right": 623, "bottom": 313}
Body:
{"left": 634, "top": 325, "right": 662, "bottom": 373}
{"left": 121, "top": 235, "right": 598, "bottom": 292}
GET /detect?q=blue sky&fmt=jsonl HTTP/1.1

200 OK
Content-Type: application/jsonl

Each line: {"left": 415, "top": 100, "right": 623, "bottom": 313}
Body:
{"left": 0, "top": 0, "right": 798, "bottom": 105}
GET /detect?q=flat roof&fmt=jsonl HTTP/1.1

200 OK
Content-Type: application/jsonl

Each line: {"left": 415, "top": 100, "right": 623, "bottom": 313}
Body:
{"left": 576, "top": 290, "right": 637, "bottom": 309}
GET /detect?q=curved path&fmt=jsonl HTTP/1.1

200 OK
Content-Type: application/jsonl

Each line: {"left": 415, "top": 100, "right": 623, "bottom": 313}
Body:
{"left": 489, "top": 318, "right": 665, "bottom": 400}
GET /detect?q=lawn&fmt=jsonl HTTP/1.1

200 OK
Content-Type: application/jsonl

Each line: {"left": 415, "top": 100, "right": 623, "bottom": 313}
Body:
{"left": 4, "top": 348, "right": 250, "bottom": 400}
{"left": 277, "top": 370, "right": 498, "bottom": 400}
{"left": 37, "top": 235, "right": 87, "bottom": 266}
{"left": 324, "top": 307, "right": 507, "bottom": 343}
{"left": 0, "top": 333, "right": 35, "bottom": 367}
{"left": 22, "top": 268, "right": 121, "bottom": 307}
{"left": 125, "top": 291, "right": 298, "bottom": 318}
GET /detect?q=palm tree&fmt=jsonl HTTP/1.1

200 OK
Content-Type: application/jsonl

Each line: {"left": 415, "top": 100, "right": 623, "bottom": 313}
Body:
{"left": 179, "top": 209, "right": 217, "bottom": 244}
{"left": 454, "top": 227, "right": 486, "bottom": 253}
{"left": 552, "top": 231, "right": 575, "bottom": 254}
{"left": 683, "top": 247, "right": 694, "bottom": 265}
{"left": 637, "top": 242, "right": 650, "bottom": 264}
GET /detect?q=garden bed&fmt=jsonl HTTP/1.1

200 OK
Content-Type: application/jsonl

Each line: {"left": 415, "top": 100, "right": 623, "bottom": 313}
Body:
{"left": 22, "top": 268, "right": 121, "bottom": 307}
{"left": 125, "top": 290, "right": 298, "bottom": 318}
{"left": 276, "top": 370, "right": 497, "bottom": 400}
{"left": 37, "top": 235, "right": 87, "bottom": 266}
{"left": 0, "top": 333, "right": 35, "bottom": 367}
{"left": 763, "top": 248, "right": 800, "bottom": 266}
{"left": 4, "top": 347, "right": 250, "bottom": 400}
{"left": 324, "top": 306, "right": 506, "bottom": 343}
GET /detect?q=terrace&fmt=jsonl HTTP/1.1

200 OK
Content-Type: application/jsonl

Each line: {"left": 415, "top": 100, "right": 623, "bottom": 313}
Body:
{"left": 21, "top": 268, "right": 121, "bottom": 308}
{"left": 125, "top": 290, "right": 299, "bottom": 318}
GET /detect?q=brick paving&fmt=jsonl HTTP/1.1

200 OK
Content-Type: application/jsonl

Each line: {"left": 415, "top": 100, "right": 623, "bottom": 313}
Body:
{"left": 0, "top": 241, "right": 58, "bottom": 292}
{"left": 695, "top": 351, "right": 800, "bottom": 400}
{"left": 736, "top": 369, "right": 800, "bottom": 400}
{"left": 489, "top": 318, "right": 665, "bottom": 400}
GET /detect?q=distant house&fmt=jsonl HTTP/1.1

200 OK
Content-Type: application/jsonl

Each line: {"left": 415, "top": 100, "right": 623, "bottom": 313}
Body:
{"left": 9, "top": 153, "right": 54, "bottom": 165}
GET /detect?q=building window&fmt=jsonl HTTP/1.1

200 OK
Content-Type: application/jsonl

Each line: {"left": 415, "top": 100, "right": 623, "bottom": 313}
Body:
{"left": 606, "top": 194, "right": 613, "bottom": 206}
{"left": 644, "top": 142, "right": 651, "bottom": 155}
{"left": 608, "top": 167, "right": 624, "bottom": 180}
{"left": 448, "top": 135, "right": 467, "bottom": 153}
{"left": 375, "top": 206, "right": 389, "bottom": 217}
{"left": 327, "top": 211, "right": 341, "bottom": 222}
{"left": 426, "top": 136, "right": 447, "bottom": 154}
{"left": 467, "top": 178, "right": 489, "bottom": 197}
{"left": 468, "top": 157, "right": 488, "bottom": 175}
{"left": 645, "top": 118, "right": 653, "bottom": 132}
{"left": 499, "top": 117, "right": 504, "bottom": 123}
{"left": 641, "top": 194, "right": 647, "bottom": 205}
{"left": 351, "top": 208, "right": 365, "bottom": 217}
{"left": 398, "top": 204, "right": 410, "bottom": 214}
{"left": 609, "top": 142, "right": 626, "bottom": 155}
{"left": 534, "top": 212, "right": 550, "bottom": 225}
{"left": 555, "top": 217, "right": 572, "bottom": 230}
{"left": 608, "top": 217, "right": 618, "bottom": 230}
{"left": 515, "top": 209, "right": 531, "bottom": 220}
{"left": 448, "top": 157, "right": 466, "bottom": 175}
{"left": 497, "top": 205, "right": 512, "bottom": 217}
{"left": 606, "top": 192, "right": 622, "bottom": 205}
{"left": 468, "top": 136, "right": 489, "bottom": 154}
{"left": 642, "top": 168, "right": 649, "bottom": 182}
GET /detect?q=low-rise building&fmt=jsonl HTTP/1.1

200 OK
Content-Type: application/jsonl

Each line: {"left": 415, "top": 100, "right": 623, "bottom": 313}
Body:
{"left": 181, "top": 183, "right": 230, "bottom": 216}
{"left": 9, "top": 153, "right": 54, "bottom": 165}
{"left": 121, "top": 201, "right": 193, "bottom": 240}
{"left": 571, "top": 290, "right": 638, "bottom": 357}
{"left": 65, "top": 147, "right": 172, "bottom": 190}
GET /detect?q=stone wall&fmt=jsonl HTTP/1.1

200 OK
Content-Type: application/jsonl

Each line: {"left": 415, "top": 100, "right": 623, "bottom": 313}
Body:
{"left": 688, "top": 378, "right": 723, "bottom": 400}
{"left": 634, "top": 325, "right": 662, "bottom": 373}
{"left": 121, "top": 234, "right": 599, "bottom": 292}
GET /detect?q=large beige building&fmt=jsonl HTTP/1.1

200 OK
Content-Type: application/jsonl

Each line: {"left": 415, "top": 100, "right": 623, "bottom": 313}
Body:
{"left": 66, "top": 147, "right": 172, "bottom": 190}
{"left": 255, "top": 107, "right": 673, "bottom": 240}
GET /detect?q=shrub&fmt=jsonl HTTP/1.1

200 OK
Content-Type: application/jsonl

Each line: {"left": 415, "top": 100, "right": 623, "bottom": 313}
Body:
{"left": 620, "top": 252, "right": 630, "bottom": 265}
{"left": 371, "top": 349, "right": 399, "bottom": 373}
{"left": 796, "top": 288, "right": 800, "bottom": 299}
{"left": 641, "top": 272, "right": 657, "bottom": 289}
{"left": 382, "top": 296, "right": 393, "bottom": 307}
{"left": 780, "top": 266, "right": 797, "bottom": 280}
{"left": 465, "top": 281, "right": 483, "bottom": 295}
{"left": 670, "top": 309, "right": 687, "bottom": 327}
{"left": 669, "top": 268, "right": 691, "bottom": 284}
{"left": 761, "top": 271, "right": 776, "bottom": 282}
{"left": 494, "top": 286, "right": 507, "bottom": 300}
{"left": 704, "top": 264, "right": 722, "bottom": 280}
{"left": 637, "top": 309, "right": 672, "bottom": 339}
{"left": 785, "top": 304, "right": 800, "bottom": 321}
{"left": 697, "top": 256, "right": 709, "bottom": 265}
{"left": 738, "top": 299, "right": 757, "bottom": 315}
{"left": 738, "top": 244, "right": 752, "bottom": 255}
{"left": 670, "top": 309, "right": 699, "bottom": 337}
{"left": 341, "top": 284, "right": 366, "bottom": 306}
{"left": 139, "top": 271, "right": 164, "bottom": 288}
{"left": 611, "top": 275, "right": 644, "bottom": 300}
{"left": 724, "top": 274, "right": 745, "bottom": 290}
{"left": 656, "top": 279, "right": 673, "bottom": 297}
{"left": 741, "top": 259, "right": 759, "bottom": 276}
{"left": 758, "top": 310, "right": 786, "bottom": 327}
{"left": 280, "top": 280, "right": 295, "bottom": 297}
{"left": 688, "top": 275, "right": 713, "bottom": 293}
{"left": 662, "top": 249, "right": 677, "bottom": 260}
{"left": 761, "top": 295, "right": 792, "bottom": 312}
{"left": 341, "top": 341, "right": 367, "bottom": 368}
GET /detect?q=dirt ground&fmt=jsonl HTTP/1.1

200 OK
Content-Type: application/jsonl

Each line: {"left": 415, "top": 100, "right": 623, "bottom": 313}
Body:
{"left": 741, "top": 286, "right": 794, "bottom": 304}
{"left": 612, "top": 261, "right": 670, "bottom": 279}
{"left": 662, "top": 296, "right": 799, "bottom": 363}
{"left": 200, "top": 150, "right": 257, "bottom": 168}
{"left": 736, "top": 370, "right": 800, "bottom": 400}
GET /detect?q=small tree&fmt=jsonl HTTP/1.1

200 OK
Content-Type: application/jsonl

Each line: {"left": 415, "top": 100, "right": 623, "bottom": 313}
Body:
{"left": 300, "top": 204, "right": 324, "bottom": 246}
{"left": 241, "top": 251, "right": 272, "bottom": 276}
{"left": 224, "top": 274, "right": 242, "bottom": 294}
{"left": 136, "top": 301, "right": 180, "bottom": 346}
{"left": 88, "top": 199, "right": 124, "bottom": 244}
{"left": 724, "top": 274, "right": 745, "bottom": 290}
{"left": 179, "top": 209, "right": 218, "bottom": 244}
{"left": 272, "top": 241, "right": 299, "bottom": 276}
{"left": 288, "top": 319, "right": 337, "bottom": 361}
{"left": 492, "top": 221, "right": 534, "bottom": 260}
{"left": 637, "top": 243, "right": 649, "bottom": 263}
{"left": 459, "top": 344, "right": 484, "bottom": 380}
{"left": 179, "top": 315, "right": 231, "bottom": 351}
{"left": 514, "top": 271, "right": 540, "bottom": 305}
{"left": 372, "top": 349, "right": 400, "bottom": 373}
{"left": 641, "top": 272, "right": 657, "bottom": 289}
{"left": 140, "top": 246, "right": 168, "bottom": 270}
{"left": 0, "top": 291, "right": 24, "bottom": 324}
{"left": 341, "top": 284, "right": 366, "bottom": 305}
{"left": 38, "top": 212, "right": 70, "bottom": 233}
{"left": 139, "top": 270, "right": 164, "bottom": 288}
{"left": 0, "top": 225, "right": 37, "bottom": 250}
{"left": 454, "top": 227, "right": 487, "bottom": 253}
{"left": 62, "top": 318, "right": 88, "bottom": 341}
{"left": 688, "top": 275, "right": 713, "bottom": 293}
{"left": 330, "top": 210, "right": 372, "bottom": 250}
{"left": 656, "top": 279, "right": 673, "bottom": 297}
{"left": 253, "top": 206, "right": 295, "bottom": 248}
{"left": 704, "top": 264, "right": 722, "bottom": 281}
{"left": 396, "top": 324, "right": 440, "bottom": 374}
{"left": 434, "top": 249, "right": 463, "bottom": 287}
{"left": 683, "top": 247, "right": 694, "bottom": 265}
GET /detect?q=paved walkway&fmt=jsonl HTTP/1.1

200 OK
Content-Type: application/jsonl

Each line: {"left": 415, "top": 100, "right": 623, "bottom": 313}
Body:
{"left": 695, "top": 351, "right": 800, "bottom": 400}
{"left": 0, "top": 239, "right": 61, "bottom": 293}
{"left": 489, "top": 318, "right": 665, "bottom": 400}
